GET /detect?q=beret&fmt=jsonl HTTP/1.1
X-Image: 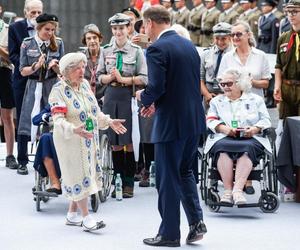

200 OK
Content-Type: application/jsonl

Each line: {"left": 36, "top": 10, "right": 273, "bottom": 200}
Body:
{"left": 36, "top": 13, "right": 58, "bottom": 23}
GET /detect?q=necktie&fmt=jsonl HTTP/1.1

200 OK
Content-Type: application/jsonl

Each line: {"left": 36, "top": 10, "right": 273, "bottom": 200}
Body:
{"left": 40, "top": 42, "right": 47, "bottom": 54}
{"left": 214, "top": 50, "right": 223, "bottom": 78}
{"left": 116, "top": 52, "right": 123, "bottom": 75}
{"left": 27, "top": 26, "right": 34, "bottom": 31}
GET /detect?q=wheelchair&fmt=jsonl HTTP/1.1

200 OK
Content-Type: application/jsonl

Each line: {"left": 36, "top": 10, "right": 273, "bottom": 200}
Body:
{"left": 199, "top": 128, "right": 279, "bottom": 213}
{"left": 32, "top": 132, "right": 113, "bottom": 212}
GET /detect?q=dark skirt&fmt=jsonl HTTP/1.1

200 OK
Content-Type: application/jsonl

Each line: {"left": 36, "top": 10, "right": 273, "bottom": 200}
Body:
{"left": 102, "top": 85, "right": 132, "bottom": 146}
{"left": 33, "top": 133, "right": 61, "bottom": 178}
{"left": 210, "top": 137, "right": 264, "bottom": 166}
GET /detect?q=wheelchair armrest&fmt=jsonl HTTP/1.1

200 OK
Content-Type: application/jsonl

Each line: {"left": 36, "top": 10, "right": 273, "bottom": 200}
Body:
{"left": 262, "top": 128, "right": 275, "bottom": 138}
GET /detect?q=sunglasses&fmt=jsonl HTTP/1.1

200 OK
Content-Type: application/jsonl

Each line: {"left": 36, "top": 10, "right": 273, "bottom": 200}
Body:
{"left": 230, "top": 32, "right": 246, "bottom": 38}
{"left": 219, "top": 81, "right": 234, "bottom": 87}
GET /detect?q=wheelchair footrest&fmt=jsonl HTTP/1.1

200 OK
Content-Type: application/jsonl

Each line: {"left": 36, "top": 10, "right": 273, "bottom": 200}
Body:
{"left": 33, "top": 191, "right": 58, "bottom": 198}
{"left": 237, "top": 202, "right": 261, "bottom": 208}
{"left": 207, "top": 201, "right": 234, "bottom": 207}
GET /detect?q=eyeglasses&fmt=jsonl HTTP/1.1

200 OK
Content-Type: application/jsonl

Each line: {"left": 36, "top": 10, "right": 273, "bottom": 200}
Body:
{"left": 230, "top": 32, "right": 246, "bottom": 38}
{"left": 285, "top": 10, "right": 300, "bottom": 16}
{"left": 219, "top": 81, "right": 234, "bottom": 87}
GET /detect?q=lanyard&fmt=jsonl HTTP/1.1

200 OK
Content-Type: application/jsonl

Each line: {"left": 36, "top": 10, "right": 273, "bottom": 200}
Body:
{"left": 229, "top": 99, "right": 241, "bottom": 127}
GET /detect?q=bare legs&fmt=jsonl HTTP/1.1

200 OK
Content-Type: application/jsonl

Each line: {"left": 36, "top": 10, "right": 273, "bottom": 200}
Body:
{"left": 43, "top": 156, "right": 61, "bottom": 189}
{"left": 68, "top": 198, "right": 88, "bottom": 217}
{"left": 1, "top": 108, "right": 15, "bottom": 156}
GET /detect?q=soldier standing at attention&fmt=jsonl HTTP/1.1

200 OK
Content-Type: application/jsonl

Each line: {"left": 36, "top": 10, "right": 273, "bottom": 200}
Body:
{"left": 188, "top": 0, "right": 206, "bottom": 46}
{"left": 218, "top": 0, "right": 239, "bottom": 24}
{"left": 232, "top": 0, "right": 244, "bottom": 14}
{"left": 274, "top": 0, "right": 300, "bottom": 119}
{"left": 173, "top": 0, "right": 190, "bottom": 28}
{"left": 161, "top": 0, "right": 175, "bottom": 24}
{"left": 200, "top": 22, "right": 233, "bottom": 105}
{"left": 200, "top": 0, "right": 221, "bottom": 47}
{"left": 257, "top": 0, "right": 280, "bottom": 54}
{"left": 238, "top": 0, "right": 261, "bottom": 42}
{"left": 272, "top": 0, "right": 285, "bottom": 20}
{"left": 280, "top": 0, "right": 292, "bottom": 35}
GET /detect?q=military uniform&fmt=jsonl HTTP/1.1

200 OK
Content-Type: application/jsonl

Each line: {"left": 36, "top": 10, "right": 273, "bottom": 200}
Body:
{"left": 279, "top": 17, "right": 291, "bottom": 35}
{"left": 257, "top": 12, "right": 279, "bottom": 54}
{"left": 272, "top": 8, "right": 285, "bottom": 21}
{"left": 173, "top": 6, "right": 190, "bottom": 28}
{"left": 275, "top": 30, "right": 300, "bottom": 119}
{"left": 232, "top": 2, "right": 244, "bottom": 14}
{"left": 218, "top": 4, "right": 239, "bottom": 24}
{"left": 188, "top": 4, "right": 206, "bottom": 46}
{"left": 18, "top": 35, "right": 64, "bottom": 137}
{"left": 200, "top": 7, "right": 221, "bottom": 47}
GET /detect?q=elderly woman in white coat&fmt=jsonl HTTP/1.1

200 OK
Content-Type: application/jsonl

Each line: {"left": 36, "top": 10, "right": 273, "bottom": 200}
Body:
{"left": 49, "top": 52, "right": 126, "bottom": 232}
{"left": 205, "top": 68, "right": 271, "bottom": 205}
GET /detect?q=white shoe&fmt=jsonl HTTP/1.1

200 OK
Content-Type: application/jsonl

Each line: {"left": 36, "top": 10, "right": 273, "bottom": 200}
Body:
{"left": 220, "top": 190, "right": 233, "bottom": 204}
{"left": 82, "top": 214, "right": 106, "bottom": 232}
{"left": 66, "top": 212, "right": 83, "bottom": 226}
{"left": 233, "top": 190, "right": 247, "bottom": 205}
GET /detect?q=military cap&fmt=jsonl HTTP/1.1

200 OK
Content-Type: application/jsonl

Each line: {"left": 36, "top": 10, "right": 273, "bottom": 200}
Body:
{"left": 108, "top": 13, "right": 131, "bottom": 26}
{"left": 221, "top": 0, "right": 232, "bottom": 3}
{"left": 121, "top": 7, "right": 140, "bottom": 19}
{"left": 81, "top": 24, "right": 103, "bottom": 45}
{"left": 260, "top": 0, "right": 278, "bottom": 7}
{"left": 240, "top": 0, "right": 256, "bottom": 3}
{"left": 285, "top": 0, "right": 300, "bottom": 8}
{"left": 213, "top": 22, "right": 232, "bottom": 36}
{"left": 36, "top": 13, "right": 58, "bottom": 23}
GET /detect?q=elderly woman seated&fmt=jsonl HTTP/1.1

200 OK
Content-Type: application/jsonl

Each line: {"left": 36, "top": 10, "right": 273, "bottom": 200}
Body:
{"left": 205, "top": 68, "right": 272, "bottom": 205}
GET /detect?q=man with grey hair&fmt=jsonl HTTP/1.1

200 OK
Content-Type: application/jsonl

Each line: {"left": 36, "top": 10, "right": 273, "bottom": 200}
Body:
{"left": 8, "top": 0, "right": 43, "bottom": 175}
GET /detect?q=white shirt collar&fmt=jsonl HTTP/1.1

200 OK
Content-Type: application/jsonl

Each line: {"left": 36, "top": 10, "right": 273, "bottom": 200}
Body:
{"left": 207, "top": 6, "right": 216, "bottom": 13}
{"left": 195, "top": 4, "right": 204, "bottom": 11}
{"left": 178, "top": 6, "right": 187, "bottom": 14}
{"left": 225, "top": 6, "right": 234, "bottom": 15}
{"left": 34, "top": 34, "right": 50, "bottom": 48}
{"left": 157, "top": 28, "right": 173, "bottom": 40}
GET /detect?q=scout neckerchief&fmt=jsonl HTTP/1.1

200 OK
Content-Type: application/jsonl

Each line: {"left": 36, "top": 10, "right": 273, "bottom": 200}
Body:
{"left": 229, "top": 98, "right": 242, "bottom": 128}
{"left": 35, "top": 35, "right": 50, "bottom": 81}
{"left": 287, "top": 32, "right": 300, "bottom": 62}
{"left": 67, "top": 80, "right": 94, "bottom": 131}
{"left": 116, "top": 51, "right": 123, "bottom": 75}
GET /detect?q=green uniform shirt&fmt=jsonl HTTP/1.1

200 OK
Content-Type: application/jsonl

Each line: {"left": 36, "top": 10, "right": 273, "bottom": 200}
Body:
{"left": 275, "top": 30, "right": 300, "bottom": 80}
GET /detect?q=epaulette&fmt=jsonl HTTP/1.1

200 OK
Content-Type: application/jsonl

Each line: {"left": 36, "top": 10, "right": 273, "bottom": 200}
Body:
{"left": 55, "top": 37, "right": 62, "bottom": 41}
{"left": 23, "top": 36, "right": 34, "bottom": 41}
{"left": 130, "top": 42, "right": 140, "bottom": 49}
{"left": 103, "top": 43, "right": 113, "bottom": 49}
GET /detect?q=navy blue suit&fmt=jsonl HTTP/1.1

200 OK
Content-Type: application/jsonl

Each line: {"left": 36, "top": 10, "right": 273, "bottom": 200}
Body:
{"left": 141, "top": 30, "right": 206, "bottom": 240}
{"left": 8, "top": 19, "right": 31, "bottom": 165}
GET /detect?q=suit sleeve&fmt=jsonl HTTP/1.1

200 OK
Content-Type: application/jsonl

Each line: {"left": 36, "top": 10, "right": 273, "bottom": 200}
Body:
{"left": 141, "top": 45, "right": 166, "bottom": 107}
{"left": 8, "top": 25, "right": 20, "bottom": 66}
{"left": 271, "top": 18, "right": 279, "bottom": 54}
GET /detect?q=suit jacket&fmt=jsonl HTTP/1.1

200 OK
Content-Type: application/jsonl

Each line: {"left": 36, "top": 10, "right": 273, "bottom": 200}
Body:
{"left": 141, "top": 30, "right": 206, "bottom": 143}
{"left": 8, "top": 19, "right": 29, "bottom": 89}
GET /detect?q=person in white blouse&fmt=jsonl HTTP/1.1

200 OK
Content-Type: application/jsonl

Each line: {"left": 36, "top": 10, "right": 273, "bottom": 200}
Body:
{"left": 205, "top": 68, "right": 271, "bottom": 205}
{"left": 218, "top": 21, "right": 271, "bottom": 97}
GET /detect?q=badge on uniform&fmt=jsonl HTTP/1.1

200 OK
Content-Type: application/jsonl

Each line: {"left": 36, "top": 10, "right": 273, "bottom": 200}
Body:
{"left": 231, "top": 120, "right": 238, "bottom": 128}
{"left": 85, "top": 117, "right": 94, "bottom": 131}
{"left": 280, "top": 43, "right": 288, "bottom": 53}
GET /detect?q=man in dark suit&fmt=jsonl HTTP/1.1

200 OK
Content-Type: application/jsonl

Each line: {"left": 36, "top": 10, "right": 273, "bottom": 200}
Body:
{"left": 8, "top": 0, "right": 43, "bottom": 175}
{"left": 136, "top": 6, "right": 207, "bottom": 247}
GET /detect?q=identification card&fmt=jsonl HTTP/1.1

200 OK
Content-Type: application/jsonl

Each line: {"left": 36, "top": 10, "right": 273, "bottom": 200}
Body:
{"left": 231, "top": 120, "right": 238, "bottom": 128}
{"left": 85, "top": 117, "right": 94, "bottom": 131}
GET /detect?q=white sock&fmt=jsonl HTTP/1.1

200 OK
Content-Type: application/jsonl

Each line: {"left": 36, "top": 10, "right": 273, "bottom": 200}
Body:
{"left": 83, "top": 214, "right": 97, "bottom": 228}
{"left": 67, "top": 212, "right": 82, "bottom": 223}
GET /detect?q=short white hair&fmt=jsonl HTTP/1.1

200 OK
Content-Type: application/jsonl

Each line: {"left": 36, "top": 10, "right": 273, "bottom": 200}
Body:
{"left": 171, "top": 24, "right": 191, "bottom": 40}
{"left": 59, "top": 52, "right": 87, "bottom": 76}
{"left": 218, "top": 68, "right": 252, "bottom": 93}
{"left": 24, "top": 0, "right": 43, "bottom": 13}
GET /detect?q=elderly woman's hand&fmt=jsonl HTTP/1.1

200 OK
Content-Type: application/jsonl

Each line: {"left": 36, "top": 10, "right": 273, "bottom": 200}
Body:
{"left": 216, "top": 124, "right": 236, "bottom": 137}
{"left": 243, "top": 126, "right": 261, "bottom": 138}
{"left": 73, "top": 124, "right": 93, "bottom": 139}
{"left": 109, "top": 119, "right": 127, "bottom": 134}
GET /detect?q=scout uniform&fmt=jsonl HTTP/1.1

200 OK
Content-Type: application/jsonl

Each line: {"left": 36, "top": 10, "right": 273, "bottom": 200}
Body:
{"left": 218, "top": 1, "right": 239, "bottom": 24}
{"left": 188, "top": 3, "right": 206, "bottom": 46}
{"left": 200, "top": 22, "right": 233, "bottom": 95}
{"left": 173, "top": 2, "right": 190, "bottom": 28}
{"left": 257, "top": 0, "right": 280, "bottom": 54}
{"left": 18, "top": 14, "right": 64, "bottom": 137}
{"left": 200, "top": 2, "right": 221, "bottom": 47}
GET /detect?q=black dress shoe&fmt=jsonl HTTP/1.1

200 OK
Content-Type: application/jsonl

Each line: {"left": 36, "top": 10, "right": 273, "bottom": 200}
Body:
{"left": 143, "top": 235, "right": 180, "bottom": 247}
{"left": 46, "top": 187, "right": 62, "bottom": 195}
{"left": 243, "top": 185, "right": 255, "bottom": 195}
{"left": 17, "top": 165, "right": 28, "bottom": 175}
{"left": 186, "top": 221, "right": 207, "bottom": 244}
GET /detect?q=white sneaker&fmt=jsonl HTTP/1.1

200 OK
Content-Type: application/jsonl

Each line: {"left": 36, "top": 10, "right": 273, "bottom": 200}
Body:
{"left": 82, "top": 214, "right": 105, "bottom": 232}
{"left": 233, "top": 190, "right": 247, "bottom": 205}
{"left": 220, "top": 190, "right": 233, "bottom": 204}
{"left": 66, "top": 212, "right": 83, "bottom": 226}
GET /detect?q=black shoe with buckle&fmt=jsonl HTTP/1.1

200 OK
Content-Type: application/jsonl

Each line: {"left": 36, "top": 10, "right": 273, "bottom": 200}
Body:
{"left": 143, "top": 235, "right": 180, "bottom": 247}
{"left": 243, "top": 185, "right": 255, "bottom": 195}
{"left": 186, "top": 221, "right": 207, "bottom": 244}
{"left": 17, "top": 164, "right": 28, "bottom": 175}
{"left": 46, "top": 187, "right": 62, "bottom": 195}
{"left": 5, "top": 155, "right": 19, "bottom": 169}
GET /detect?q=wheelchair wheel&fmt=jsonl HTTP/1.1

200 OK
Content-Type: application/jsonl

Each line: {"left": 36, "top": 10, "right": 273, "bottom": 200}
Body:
{"left": 259, "top": 192, "right": 280, "bottom": 213}
{"left": 99, "top": 134, "right": 113, "bottom": 202}
{"left": 208, "top": 190, "right": 220, "bottom": 213}
{"left": 90, "top": 194, "right": 99, "bottom": 213}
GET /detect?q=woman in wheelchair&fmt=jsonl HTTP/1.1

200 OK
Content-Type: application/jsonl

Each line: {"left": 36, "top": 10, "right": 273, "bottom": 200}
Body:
{"left": 32, "top": 104, "right": 62, "bottom": 195}
{"left": 205, "top": 68, "right": 272, "bottom": 205}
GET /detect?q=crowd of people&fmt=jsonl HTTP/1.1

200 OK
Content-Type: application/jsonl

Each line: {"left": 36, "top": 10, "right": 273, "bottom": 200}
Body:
{"left": 0, "top": 0, "right": 300, "bottom": 246}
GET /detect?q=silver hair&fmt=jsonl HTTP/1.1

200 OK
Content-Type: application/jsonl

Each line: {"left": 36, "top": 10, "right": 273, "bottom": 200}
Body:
{"left": 171, "top": 24, "right": 191, "bottom": 40}
{"left": 60, "top": 53, "right": 87, "bottom": 77}
{"left": 24, "top": 0, "right": 43, "bottom": 12}
{"left": 218, "top": 68, "right": 252, "bottom": 93}
{"left": 232, "top": 21, "right": 256, "bottom": 47}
